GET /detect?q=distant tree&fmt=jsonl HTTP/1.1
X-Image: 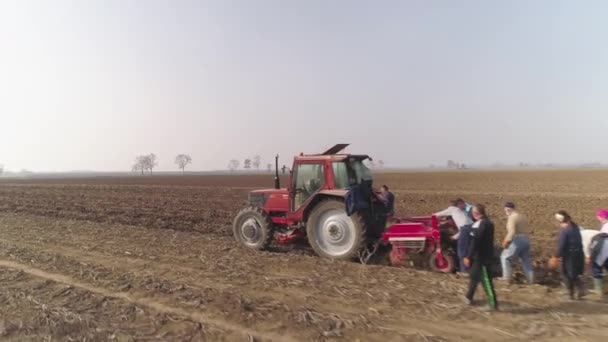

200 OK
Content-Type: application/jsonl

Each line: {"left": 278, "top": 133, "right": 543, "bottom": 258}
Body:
{"left": 378, "top": 160, "right": 384, "bottom": 169}
{"left": 145, "top": 153, "right": 158, "bottom": 175}
{"left": 228, "top": 159, "right": 240, "bottom": 172}
{"left": 369, "top": 160, "right": 376, "bottom": 169}
{"left": 281, "top": 165, "right": 288, "bottom": 174}
{"left": 447, "top": 160, "right": 461, "bottom": 169}
{"left": 243, "top": 158, "right": 252, "bottom": 169}
{"left": 460, "top": 163, "right": 466, "bottom": 169}
{"left": 175, "top": 154, "right": 192, "bottom": 174}
{"left": 0, "top": 164, "right": 3, "bottom": 175}
{"left": 252, "top": 155, "right": 261, "bottom": 170}
{"left": 266, "top": 163, "right": 272, "bottom": 173}
{"left": 132, "top": 155, "right": 148, "bottom": 175}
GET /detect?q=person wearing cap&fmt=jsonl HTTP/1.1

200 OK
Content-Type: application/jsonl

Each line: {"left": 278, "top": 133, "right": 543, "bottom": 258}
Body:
{"left": 463, "top": 204, "right": 498, "bottom": 310}
{"left": 549, "top": 210, "right": 585, "bottom": 300}
{"left": 500, "top": 202, "right": 533, "bottom": 283}
{"left": 435, "top": 198, "right": 473, "bottom": 273}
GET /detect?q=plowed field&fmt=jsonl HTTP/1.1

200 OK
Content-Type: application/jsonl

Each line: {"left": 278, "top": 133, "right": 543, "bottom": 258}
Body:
{"left": 0, "top": 170, "right": 607, "bottom": 341}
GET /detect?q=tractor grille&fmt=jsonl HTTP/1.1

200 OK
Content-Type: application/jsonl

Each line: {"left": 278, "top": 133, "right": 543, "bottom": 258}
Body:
{"left": 389, "top": 237, "right": 426, "bottom": 252}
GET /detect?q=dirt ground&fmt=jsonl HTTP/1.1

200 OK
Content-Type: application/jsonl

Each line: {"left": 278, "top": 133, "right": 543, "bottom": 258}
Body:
{"left": 0, "top": 170, "right": 607, "bottom": 341}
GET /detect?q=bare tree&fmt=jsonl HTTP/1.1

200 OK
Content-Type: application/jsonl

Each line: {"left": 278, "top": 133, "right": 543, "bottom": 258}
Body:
{"left": 266, "top": 163, "right": 272, "bottom": 173}
{"left": 228, "top": 159, "right": 240, "bottom": 172}
{"left": 175, "top": 154, "right": 192, "bottom": 174}
{"left": 0, "top": 164, "right": 3, "bottom": 176}
{"left": 144, "top": 153, "right": 158, "bottom": 175}
{"left": 133, "top": 154, "right": 157, "bottom": 175}
{"left": 243, "top": 158, "right": 252, "bottom": 170}
{"left": 252, "top": 155, "right": 261, "bottom": 170}
{"left": 132, "top": 155, "right": 147, "bottom": 175}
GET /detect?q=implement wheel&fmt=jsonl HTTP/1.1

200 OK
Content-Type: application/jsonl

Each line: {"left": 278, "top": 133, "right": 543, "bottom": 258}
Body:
{"left": 429, "top": 251, "right": 456, "bottom": 273}
{"left": 233, "top": 206, "right": 273, "bottom": 250}
{"left": 306, "top": 199, "right": 367, "bottom": 261}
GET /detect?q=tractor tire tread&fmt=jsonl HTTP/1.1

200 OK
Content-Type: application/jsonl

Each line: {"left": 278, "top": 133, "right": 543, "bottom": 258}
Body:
{"left": 306, "top": 198, "right": 368, "bottom": 261}
{"left": 232, "top": 206, "right": 273, "bottom": 250}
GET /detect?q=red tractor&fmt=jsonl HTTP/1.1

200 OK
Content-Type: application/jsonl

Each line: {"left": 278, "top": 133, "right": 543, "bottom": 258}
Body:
{"left": 232, "top": 144, "right": 456, "bottom": 272}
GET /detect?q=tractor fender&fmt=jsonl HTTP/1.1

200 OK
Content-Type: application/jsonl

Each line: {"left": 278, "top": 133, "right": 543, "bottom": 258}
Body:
{"left": 302, "top": 190, "right": 348, "bottom": 223}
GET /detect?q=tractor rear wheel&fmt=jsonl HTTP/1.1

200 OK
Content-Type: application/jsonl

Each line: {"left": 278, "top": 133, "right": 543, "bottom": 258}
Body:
{"left": 233, "top": 206, "right": 273, "bottom": 250}
{"left": 429, "top": 251, "right": 456, "bottom": 273}
{"left": 306, "top": 199, "right": 367, "bottom": 261}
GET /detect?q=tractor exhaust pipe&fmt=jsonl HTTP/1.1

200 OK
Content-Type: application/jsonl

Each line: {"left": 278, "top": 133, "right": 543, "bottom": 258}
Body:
{"left": 274, "top": 154, "right": 280, "bottom": 189}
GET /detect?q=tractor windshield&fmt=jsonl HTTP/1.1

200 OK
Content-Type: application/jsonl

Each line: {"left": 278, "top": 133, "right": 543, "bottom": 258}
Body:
{"left": 332, "top": 159, "right": 372, "bottom": 189}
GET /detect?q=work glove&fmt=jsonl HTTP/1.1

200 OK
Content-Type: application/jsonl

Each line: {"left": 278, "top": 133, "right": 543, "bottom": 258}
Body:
{"left": 549, "top": 256, "right": 560, "bottom": 269}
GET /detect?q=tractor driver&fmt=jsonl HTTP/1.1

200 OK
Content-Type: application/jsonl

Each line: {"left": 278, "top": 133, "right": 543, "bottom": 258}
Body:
{"left": 304, "top": 165, "right": 323, "bottom": 196}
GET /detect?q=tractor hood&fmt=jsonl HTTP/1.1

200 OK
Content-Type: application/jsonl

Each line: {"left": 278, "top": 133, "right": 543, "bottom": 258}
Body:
{"left": 248, "top": 188, "right": 289, "bottom": 209}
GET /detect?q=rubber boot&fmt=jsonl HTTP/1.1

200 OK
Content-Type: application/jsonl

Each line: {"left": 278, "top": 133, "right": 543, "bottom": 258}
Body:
{"left": 593, "top": 278, "right": 604, "bottom": 300}
{"left": 575, "top": 278, "right": 585, "bottom": 300}
{"left": 526, "top": 271, "right": 534, "bottom": 284}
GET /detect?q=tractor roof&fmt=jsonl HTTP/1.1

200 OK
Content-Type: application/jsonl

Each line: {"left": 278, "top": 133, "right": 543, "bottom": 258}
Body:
{"left": 294, "top": 144, "right": 369, "bottom": 162}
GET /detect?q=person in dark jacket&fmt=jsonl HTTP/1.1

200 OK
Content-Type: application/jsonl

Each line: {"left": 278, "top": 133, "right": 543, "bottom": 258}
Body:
{"left": 463, "top": 204, "right": 498, "bottom": 310}
{"left": 549, "top": 210, "right": 585, "bottom": 300}
{"left": 379, "top": 185, "right": 395, "bottom": 217}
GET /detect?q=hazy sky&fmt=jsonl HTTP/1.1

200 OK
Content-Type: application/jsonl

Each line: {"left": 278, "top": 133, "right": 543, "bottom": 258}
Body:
{"left": 1, "top": 1, "right": 607, "bottom": 172}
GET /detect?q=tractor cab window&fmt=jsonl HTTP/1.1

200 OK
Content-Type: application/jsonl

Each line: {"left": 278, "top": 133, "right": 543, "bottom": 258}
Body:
{"left": 293, "top": 163, "right": 324, "bottom": 209}
{"left": 332, "top": 159, "right": 372, "bottom": 189}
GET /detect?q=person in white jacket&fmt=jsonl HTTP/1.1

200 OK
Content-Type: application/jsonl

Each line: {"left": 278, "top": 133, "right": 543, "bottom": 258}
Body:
{"left": 580, "top": 209, "right": 608, "bottom": 299}
{"left": 581, "top": 227, "right": 608, "bottom": 298}
{"left": 435, "top": 198, "right": 473, "bottom": 273}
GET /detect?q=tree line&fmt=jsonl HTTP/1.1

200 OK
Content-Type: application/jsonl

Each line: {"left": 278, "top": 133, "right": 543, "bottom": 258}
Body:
{"left": 130, "top": 154, "right": 385, "bottom": 175}
{"left": 131, "top": 153, "right": 192, "bottom": 175}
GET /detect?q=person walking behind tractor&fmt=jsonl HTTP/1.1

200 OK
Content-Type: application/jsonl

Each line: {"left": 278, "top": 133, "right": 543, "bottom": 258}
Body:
{"left": 500, "top": 202, "right": 533, "bottom": 284}
{"left": 435, "top": 198, "right": 473, "bottom": 273}
{"left": 463, "top": 204, "right": 498, "bottom": 311}
{"left": 580, "top": 209, "right": 608, "bottom": 299}
{"left": 549, "top": 210, "right": 585, "bottom": 300}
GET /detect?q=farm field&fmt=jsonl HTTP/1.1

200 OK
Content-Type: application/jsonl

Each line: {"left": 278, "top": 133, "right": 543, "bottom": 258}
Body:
{"left": 0, "top": 170, "right": 607, "bottom": 341}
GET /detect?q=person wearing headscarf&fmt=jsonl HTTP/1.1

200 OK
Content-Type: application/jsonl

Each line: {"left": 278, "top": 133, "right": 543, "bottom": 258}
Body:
{"left": 580, "top": 209, "right": 608, "bottom": 299}
{"left": 598, "top": 209, "right": 608, "bottom": 234}
{"left": 549, "top": 210, "right": 585, "bottom": 300}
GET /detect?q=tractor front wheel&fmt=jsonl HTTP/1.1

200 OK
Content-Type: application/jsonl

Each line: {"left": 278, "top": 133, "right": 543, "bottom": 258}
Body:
{"left": 233, "top": 206, "right": 273, "bottom": 250}
{"left": 429, "top": 251, "right": 456, "bottom": 273}
{"left": 306, "top": 199, "right": 367, "bottom": 261}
